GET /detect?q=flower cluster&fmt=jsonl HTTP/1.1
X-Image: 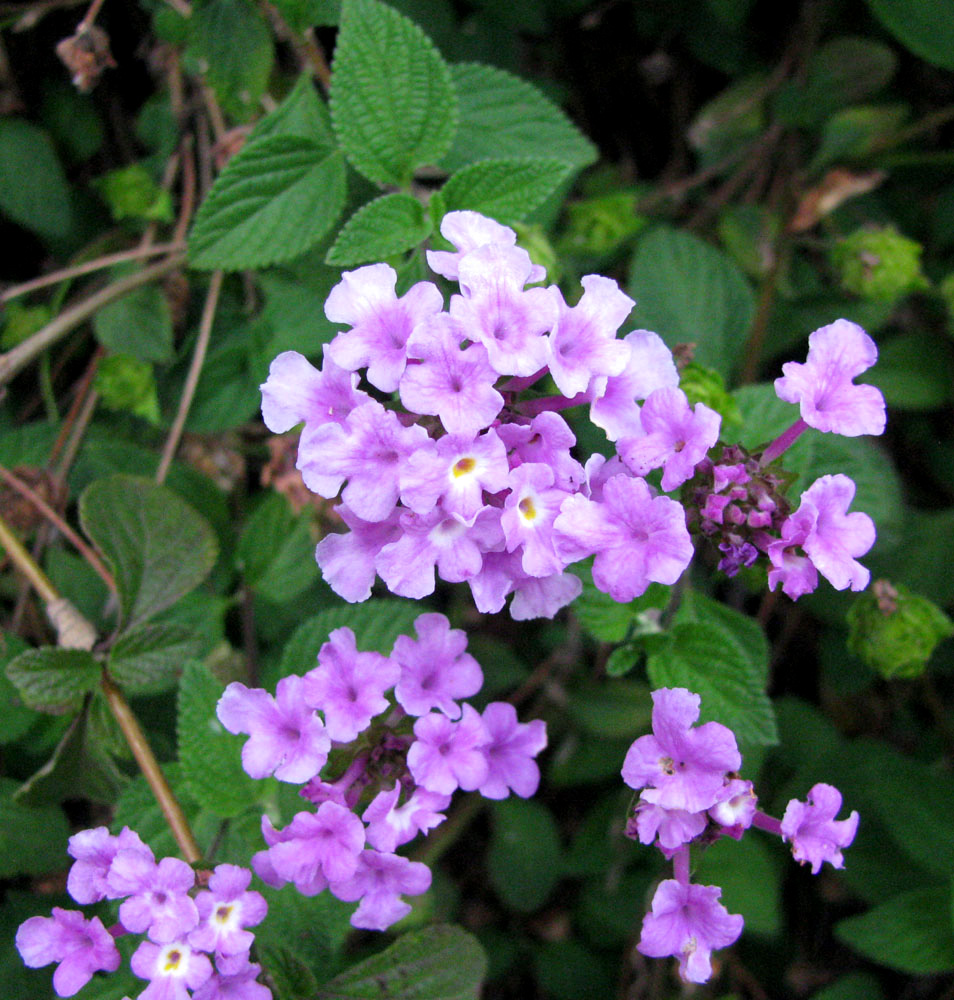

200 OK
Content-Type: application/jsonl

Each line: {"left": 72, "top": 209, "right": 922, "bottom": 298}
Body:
{"left": 263, "top": 212, "right": 885, "bottom": 615}
{"left": 217, "top": 611, "right": 546, "bottom": 931}
{"left": 16, "top": 827, "right": 269, "bottom": 1000}
{"left": 624, "top": 688, "right": 859, "bottom": 983}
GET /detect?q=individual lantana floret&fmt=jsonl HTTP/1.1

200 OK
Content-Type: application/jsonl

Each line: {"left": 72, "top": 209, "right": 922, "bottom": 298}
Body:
{"left": 780, "top": 783, "right": 860, "bottom": 873}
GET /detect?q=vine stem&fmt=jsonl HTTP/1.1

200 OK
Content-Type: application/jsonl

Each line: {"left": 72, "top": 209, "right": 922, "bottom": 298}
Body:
{"left": 156, "top": 269, "right": 223, "bottom": 484}
{"left": 0, "top": 509, "right": 201, "bottom": 864}
{"left": 0, "top": 253, "right": 186, "bottom": 385}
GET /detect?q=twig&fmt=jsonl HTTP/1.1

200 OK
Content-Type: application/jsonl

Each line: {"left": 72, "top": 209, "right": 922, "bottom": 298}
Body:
{"left": 0, "top": 512, "right": 58, "bottom": 604}
{"left": 1, "top": 242, "right": 186, "bottom": 305}
{"left": 172, "top": 137, "right": 197, "bottom": 247}
{"left": 0, "top": 254, "right": 186, "bottom": 385}
{"left": 0, "top": 463, "right": 117, "bottom": 594}
{"left": 156, "top": 270, "right": 223, "bottom": 484}
{"left": 77, "top": 0, "right": 106, "bottom": 30}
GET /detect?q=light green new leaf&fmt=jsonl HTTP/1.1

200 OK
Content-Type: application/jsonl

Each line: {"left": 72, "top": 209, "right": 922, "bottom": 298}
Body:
{"left": 866, "top": 0, "right": 954, "bottom": 71}
{"left": 443, "top": 63, "right": 597, "bottom": 172}
{"left": 0, "top": 119, "right": 73, "bottom": 240}
{"left": 177, "top": 660, "right": 260, "bottom": 818}
{"left": 188, "top": 136, "right": 347, "bottom": 270}
{"left": 326, "top": 192, "right": 432, "bottom": 266}
{"left": 837, "top": 886, "right": 954, "bottom": 973}
{"left": 6, "top": 647, "right": 100, "bottom": 712}
{"left": 441, "top": 158, "right": 573, "bottom": 223}
{"left": 314, "top": 924, "right": 487, "bottom": 999}
{"left": 627, "top": 226, "right": 755, "bottom": 380}
{"left": 108, "top": 623, "right": 201, "bottom": 696}
{"left": 329, "top": 0, "right": 457, "bottom": 186}
{"left": 79, "top": 475, "right": 218, "bottom": 630}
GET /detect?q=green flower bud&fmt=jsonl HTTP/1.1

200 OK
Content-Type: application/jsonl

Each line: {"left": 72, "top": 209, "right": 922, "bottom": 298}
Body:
{"left": 830, "top": 226, "right": 929, "bottom": 304}
{"left": 95, "top": 354, "right": 160, "bottom": 424}
{"left": 94, "top": 163, "right": 173, "bottom": 223}
{"left": 560, "top": 191, "right": 647, "bottom": 257}
{"left": 847, "top": 580, "right": 953, "bottom": 679}
{"left": 679, "top": 363, "right": 742, "bottom": 436}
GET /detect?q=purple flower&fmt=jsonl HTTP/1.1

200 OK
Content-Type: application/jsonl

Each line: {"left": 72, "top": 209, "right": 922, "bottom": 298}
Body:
{"left": 768, "top": 474, "right": 875, "bottom": 598}
{"left": 260, "top": 349, "right": 367, "bottom": 434}
{"left": 66, "top": 824, "right": 151, "bottom": 904}
{"left": 400, "top": 314, "right": 505, "bottom": 434}
{"left": 188, "top": 864, "right": 267, "bottom": 972}
{"left": 331, "top": 849, "right": 432, "bottom": 931}
{"left": 622, "top": 688, "right": 741, "bottom": 814}
{"left": 324, "top": 263, "right": 443, "bottom": 392}
{"left": 632, "top": 800, "right": 707, "bottom": 852}
{"left": 554, "top": 475, "right": 693, "bottom": 602}
{"left": 508, "top": 568, "right": 582, "bottom": 620}
{"left": 362, "top": 782, "right": 450, "bottom": 852}
{"left": 391, "top": 613, "right": 483, "bottom": 719}
{"left": 16, "top": 908, "right": 120, "bottom": 997}
{"left": 497, "top": 412, "right": 584, "bottom": 492}
{"left": 265, "top": 803, "right": 366, "bottom": 888}
{"left": 450, "top": 245, "right": 556, "bottom": 376}
{"left": 192, "top": 961, "right": 272, "bottom": 1000}
{"left": 112, "top": 855, "right": 199, "bottom": 943}
{"left": 302, "top": 627, "right": 399, "bottom": 742}
{"left": 477, "top": 701, "right": 547, "bottom": 799}
{"left": 426, "top": 210, "right": 544, "bottom": 282}
{"left": 617, "top": 387, "right": 721, "bottom": 492}
{"left": 501, "top": 463, "right": 573, "bottom": 578}
{"left": 781, "top": 783, "right": 859, "bottom": 873}
{"left": 774, "top": 319, "right": 886, "bottom": 436}
{"left": 315, "top": 507, "right": 402, "bottom": 603}
{"left": 407, "top": 704, "right": 490, "bottom": 794}
{"left": 546, "top": 274, "right": 632, "bottom": 397}
{"left": 638, "top": 879, "right": 744, "bottom": 983}
{"left": 708, "top": 779, "right": 757, "bottom": 835}
{"left": 216, "top": 676, "right": 330, "bottom": 784}
{"left": 130, "top": 940, "right": 213, "bottom": 1000}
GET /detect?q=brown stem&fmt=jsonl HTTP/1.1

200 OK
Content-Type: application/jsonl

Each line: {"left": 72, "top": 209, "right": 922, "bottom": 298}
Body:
{"left": 0, "top": 254, "right": 186, "bottom": 385}
{"left": 0, "top": 512, "right": 59, "bottom": 605}
{"left": 156, "top": 270, "right": 223, "bottom": 484}
{"left": 77, "top": 0, "right": 106, "bottom": 29}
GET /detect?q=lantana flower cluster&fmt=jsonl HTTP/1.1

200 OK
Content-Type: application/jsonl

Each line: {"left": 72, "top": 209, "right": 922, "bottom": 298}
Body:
{"left": 16, "top": 826, "right": 270, "bottom": 1000}
{"left": 262, "top": 211, "right": 886, "bottom": 616}
{"left": 216, "top": 612, "right": 546, "bottom": 931}
{"left": 624, "top": 687, "right": 859, "bottom": 984}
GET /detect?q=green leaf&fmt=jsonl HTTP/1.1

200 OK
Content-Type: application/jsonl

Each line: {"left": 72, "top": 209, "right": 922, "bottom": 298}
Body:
{"left": 811, "top": 972, "right": 884, "bottom": 1000}
{"left": 271, "top": 599, "right": 420, "bottom": 687}
{"left": 237, "top": 492, "right": 319, "bottom": 603}
{"left": 329, "top": 0, "right": 457, "bottom": 186}
{"left": 569, "top": 562, "right": 669, "bottom": 643}
{"left": 79, "top": 475, "right": 218, "bottom": 630}
{"left": 93, "top": 265, "right": 174, "bottom": 363}
{"left": 249, "top": 72, "right": 335, "bottom": 147}
{"left": 187, "top": 0, "right": 274, "bottom": 119}
{"left": 273, "top": 0, "right": 341, "bottom": 32}
{"left": 177, "top": 660, "right": 260, "bottom": 818}
{"left": 95, "top": 354, "right": 161, "bottom": 423}
{"left": 487, "top": 799, "right": 562, "bottom": 913}
{"left": 866, "top": 0, "right": 954, "bottom": 71}
{"left": 694, "top": 833, "right": 781, "bottom": 936}
{"left": 441, "top": 158, "right": 573, "bottom": 223}
{"left": 565, "top": 678, "right": 653, "bottom": 739}
{"left": 532, "top": 940, "right": 616, "bottom": 1000}
{"left": 314, "top": 924, "right": 486, "bottom": 999}
{"left": 326, "top": 192, "right": 432, "bottom": 266}
{"left": 188, "top": 136, "right": 347, "bottom": 270}
{"left": 837, "top": 886, "right": 954, "bottom": 973}
{"left": 112, "top": 763, "right": 201, "bottom": 858}
{"left": 94, "top": 163, "right": 173, "bottom": 222}
{"left": 443, "top": 63, "right": 596, "bottom": 172}
{"left": 0, "top": 632, "right": 35, "bottom": 744}
{"left": 6, "top": 647, "right": 101, "bottom": 712}
{"left": 627, "top": 226, "right": 756, "bottom": 379}
{"left": 108, "top": 623, "right": 202, "bottom": 695}
{"left": 811, "top": 104, "right": 909, "bottom": 170}
{"left": 0, "top": 118, "right": 73, "bottom": 239}
{"left": 648, "top": 592, "right": 777, "bottom": 745}
{"left": 0, "top": 777, "right": 69, "bottom": 877}
{"left": 868, "top": 332, "right": 953, "bottom": 410}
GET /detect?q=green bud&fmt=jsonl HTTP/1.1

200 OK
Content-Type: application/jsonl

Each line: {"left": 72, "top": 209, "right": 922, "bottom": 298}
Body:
{"left": 1, "top": 301, "right": 52, "bottom": 349}
{"left": 847, "top": 580, "right": 953, "bottom": 679}
{"left": 830, "top": 226, "right": 929, "bottom": 304}
{"left": 95, "top": 354, "right": 160, "bottom": 424}
{"left": 94, "top": 163, "right": 173, "bottom": 223}
{"left": 679, "top": 363, "right": 742, "bottom": 436}
{"left": 560, "top": 191, "right": 648, "bottom": 256}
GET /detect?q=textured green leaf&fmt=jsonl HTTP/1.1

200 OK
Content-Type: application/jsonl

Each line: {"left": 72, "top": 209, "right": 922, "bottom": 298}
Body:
{"left": 627, "top": 226, "right": 756, "bottom": 379}
{"left": 866, "top": 0, "right": 954, "bottom": 71}
{"left": 187, "top": 0, "right": 274, "bottom": 119}
{"left": 249, "top": 72, "right": 335, "bottom": 147}
{"left": 326, "top": 192, "right": 432, "bottom": 266}
{"left": 0, "top": 632, "right": 35, "bottom": 744}
{"left": 837, "top": 887, "right": 954, "bottom": 973}
{"left": 177, "top": 660, "right": 260, "bottom": 818}
{"left": 441, "top": 158, "right": 573, "bottom": 223}
{"left": 329, "top": 0, "right": 457, "bottom": 186}
{"left": 6, "top": 647, "right": 100, "bottom": 712}
{"left": 189, "top": 136, "right": 346, "bottom": 270}
{"left": 0, "top": 778, "right": 70, "bottom": 877}
{"left": 272, "top": 599, "right": 420, "bottom": 686}
{"left": 79, "top": 475, "right": 218, "bottom": 630}
{"left": 0, "top": 118, "right": 73, "bottom": 239}
{"left": 315, "top": 924, "right": 486, "bottom": 999}
{"left": 108, "top": 623, "right": 201, "bottom": 695}
{"left": 488, "top": 799, "right": 562, "bottom": 913}
{"left": 238, "top": 492, "right": 319, "bottom": 603}
{"left": 443, "top": 63, "right": 596, "bottom": 172}
{"left": 93, "top": 266, "right": 175, "bottom": 363}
